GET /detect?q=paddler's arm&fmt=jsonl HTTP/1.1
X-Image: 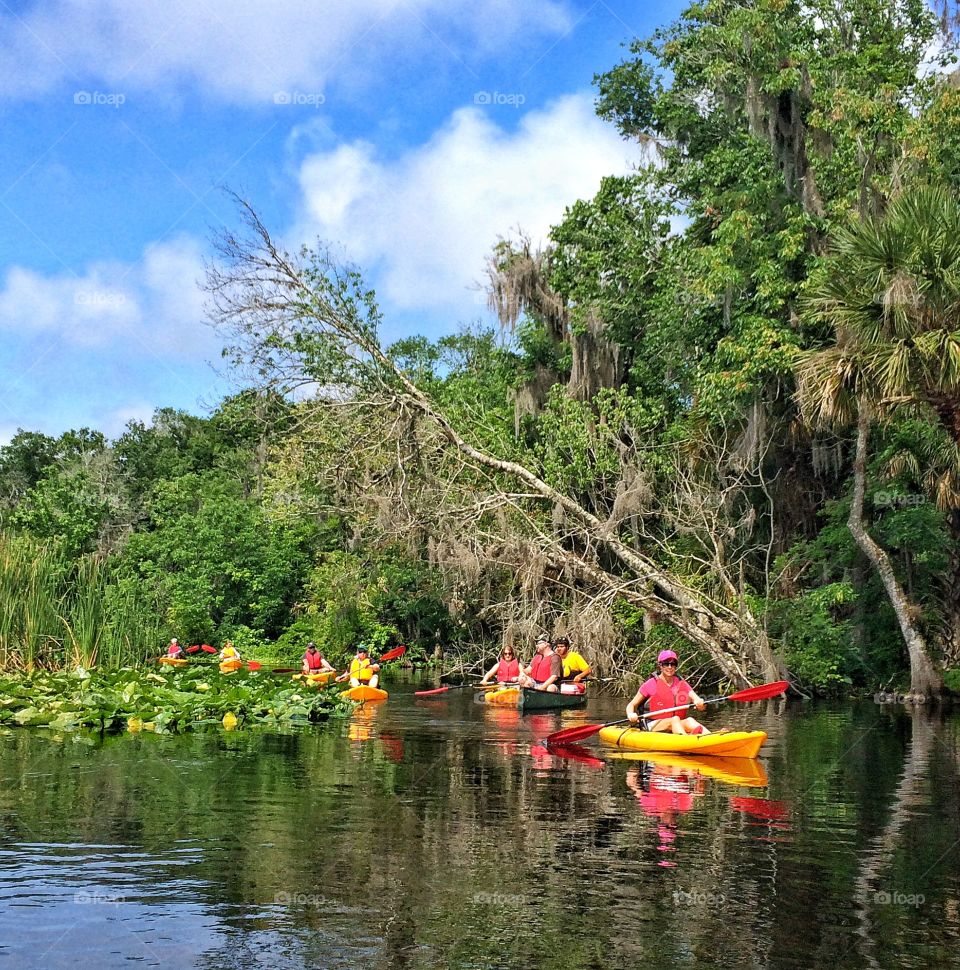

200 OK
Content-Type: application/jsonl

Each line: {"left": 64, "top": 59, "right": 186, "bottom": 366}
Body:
{"left": 688, "top": 689, "right": 707, "bottom": 711}
{"left": 626, "top": 686, "right": 648, "bottom": 724}
{"left": 480, "top": 661, "right": 498, "bottom": 685}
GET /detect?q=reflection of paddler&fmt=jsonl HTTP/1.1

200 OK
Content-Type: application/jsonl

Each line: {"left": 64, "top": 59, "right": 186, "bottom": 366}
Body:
{"left": 347, "top": 703, "right": 378, "bottom": 743}
{"left": 625, "top": 762, "right": 703, "bottom": 864}
{"left": 336, "top": 645, "right": 380, "bottom": 687}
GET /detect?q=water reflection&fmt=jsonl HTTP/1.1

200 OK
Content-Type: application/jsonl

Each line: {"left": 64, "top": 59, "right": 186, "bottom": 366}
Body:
{"left": 0, "top": 693, "right": 959, "bottom": 969}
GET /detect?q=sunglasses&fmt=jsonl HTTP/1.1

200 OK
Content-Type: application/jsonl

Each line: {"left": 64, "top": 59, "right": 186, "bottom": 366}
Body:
{"left": 660, "top": 660, "right": 678, "bottom": 667}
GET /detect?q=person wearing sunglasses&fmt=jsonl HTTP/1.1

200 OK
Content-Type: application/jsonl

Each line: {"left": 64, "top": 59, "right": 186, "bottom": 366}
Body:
{"left": 625, "top": 649, "right": 709, "bottom": 735}
{"left": 480, "top": 645, "right": 521, "bottom": 685}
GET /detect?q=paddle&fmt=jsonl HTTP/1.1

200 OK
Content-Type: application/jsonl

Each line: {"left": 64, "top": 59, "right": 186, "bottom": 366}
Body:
{"left": 544, "top": 680, "right": 790, "bottom": 747}
{"left": 378, "top": 646, "right": 406, "bottom": 663}
{"left": 413, "top": 682, "right": 498, "bottom": 697}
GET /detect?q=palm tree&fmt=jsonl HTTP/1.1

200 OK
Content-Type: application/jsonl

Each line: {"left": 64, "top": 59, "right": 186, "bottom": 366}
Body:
{"left": 796, "top": 183, "right": 960, "bottom": 698}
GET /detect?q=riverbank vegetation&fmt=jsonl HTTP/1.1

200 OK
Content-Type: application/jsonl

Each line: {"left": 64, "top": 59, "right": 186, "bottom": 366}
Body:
{"left": 0, "top": 664, "right": 347, "bottom": 732}
{"left": 3, "top": 1, "right": 960, "bottom": 698}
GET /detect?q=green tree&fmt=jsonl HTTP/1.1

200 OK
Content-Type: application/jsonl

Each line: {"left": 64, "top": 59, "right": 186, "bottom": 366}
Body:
{"left": 797, "top": 183, "right": 960, "bottom": 695}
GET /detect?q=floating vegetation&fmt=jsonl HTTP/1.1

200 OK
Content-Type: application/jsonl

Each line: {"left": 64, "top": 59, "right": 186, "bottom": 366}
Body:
{"left": 0, "top": 663, "right": 352, "bottom": 733}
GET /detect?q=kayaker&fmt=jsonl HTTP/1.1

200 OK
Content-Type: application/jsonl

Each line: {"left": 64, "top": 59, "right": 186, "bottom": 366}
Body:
{"left": 625, "top": 649, "right": 710, "bottom": 735}
{"left": 302, "top": 642, "right": 335, "bottom": 675}
{"left": 220, "top": 640, "right": 241, "bottom": 662}
{"left": 166, "top": 638, "right": 184, "bottom": 659}
{"left": 518, "top": 635, "right": 561, "bottom": 692}
{"left": 336, "top": 645, "right": 380, "bottom": 688}
{"left": 553, "top": 637, "right": 591, "bottom": 684}
{"left": 480, "top": 646, "right": 521, "bottom": 685}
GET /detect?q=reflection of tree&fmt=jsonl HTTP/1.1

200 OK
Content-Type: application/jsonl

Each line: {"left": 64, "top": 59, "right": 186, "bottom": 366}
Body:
{"left": 850, "top": 712, "right": 934, "bottom": 969}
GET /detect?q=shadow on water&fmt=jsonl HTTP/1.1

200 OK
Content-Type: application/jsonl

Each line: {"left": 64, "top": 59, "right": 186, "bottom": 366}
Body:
{"left": 0, "top": 678, "right": 958, "bottom": 969}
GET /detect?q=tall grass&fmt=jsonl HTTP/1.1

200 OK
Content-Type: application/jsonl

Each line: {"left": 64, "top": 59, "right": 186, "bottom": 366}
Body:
{"left": 0, "top": 532, "right": 162, "bottom": 671}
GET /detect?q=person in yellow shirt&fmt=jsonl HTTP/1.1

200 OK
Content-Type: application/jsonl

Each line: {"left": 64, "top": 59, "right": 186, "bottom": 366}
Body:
{"left": 553, "top": 637, "right": 591, "bottom": 684}
{"left": 336, "top": 645, "right": 380, "bottom": 688}
{"left": 220, "top": 640, "right": 241, "bottom": 662}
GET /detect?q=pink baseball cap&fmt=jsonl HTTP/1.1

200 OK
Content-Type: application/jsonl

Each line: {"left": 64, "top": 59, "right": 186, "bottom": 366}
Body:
{"left": 657, "top": 649, "right": 678, "bottom": 663}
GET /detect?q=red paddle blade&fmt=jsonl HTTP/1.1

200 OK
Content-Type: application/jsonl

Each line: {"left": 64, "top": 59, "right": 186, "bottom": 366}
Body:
{"left": 728, "top": 680, "right": 789, "bottom": 703}
{"left": 414, "top": 686, "right": 450, "bottom": 696}
{"left": 201, "top": 644, "right": 217, "bottom": 654}
{"left": 185, "top": 645, "right": 200, "bottom": 654}
{"left": 544, "top": 722, "right": 610, "bottom": 746}
{"left": 247, "top": 661, "right": 262, "bottom": 671}
{"left": 379, "top": 646, "right": 406, "bottom": 663}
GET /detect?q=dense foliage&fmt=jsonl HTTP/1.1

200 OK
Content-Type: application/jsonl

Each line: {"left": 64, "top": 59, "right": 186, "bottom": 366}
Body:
{"left": 3, "top": 1, "right": 960, "bottom": 696}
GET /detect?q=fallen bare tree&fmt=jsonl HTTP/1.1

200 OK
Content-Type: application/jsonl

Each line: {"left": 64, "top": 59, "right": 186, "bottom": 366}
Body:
{"left": 205, "top": 200, "right": 789, "bottom": 685}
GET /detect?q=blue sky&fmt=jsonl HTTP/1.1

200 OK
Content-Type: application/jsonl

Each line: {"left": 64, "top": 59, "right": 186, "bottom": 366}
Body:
{"left": 0, "top": 0, "right": 683, "bottom": 442}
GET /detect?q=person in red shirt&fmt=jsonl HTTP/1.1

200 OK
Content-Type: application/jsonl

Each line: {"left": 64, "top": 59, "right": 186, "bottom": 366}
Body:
{"left": 480, "top": 646, "right": 521, "bottom": 684}
{"left": 625, "top": 649, "right": 709, "bottom": 735}
{"left": 302, "top": 642, "right": 335, "bottom": 675}
{"left": 518, "top": 635, "right": 562, "bottom": 692}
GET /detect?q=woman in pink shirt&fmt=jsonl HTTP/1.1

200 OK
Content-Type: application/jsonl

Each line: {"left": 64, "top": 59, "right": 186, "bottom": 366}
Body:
{"left": 625, "top": 649, "right": 709, "bottom": 735}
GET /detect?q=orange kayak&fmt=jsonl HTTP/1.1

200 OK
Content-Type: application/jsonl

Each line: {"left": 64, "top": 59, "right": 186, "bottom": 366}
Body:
{"left": 341, "top": 685, "right": 388, "bottom": 703}
{"left": 158, "top": 657, "right": 188, "bottom": 667}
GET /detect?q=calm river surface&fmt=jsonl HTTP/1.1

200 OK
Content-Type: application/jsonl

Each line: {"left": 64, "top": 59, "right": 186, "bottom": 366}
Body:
{"left": 1, "top": 674, "right": 959, "bottom": 969}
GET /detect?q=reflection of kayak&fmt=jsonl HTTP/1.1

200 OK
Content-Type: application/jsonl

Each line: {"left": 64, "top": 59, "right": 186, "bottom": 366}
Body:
{"left": 607, "top": 750, "right": 768, "bottom": 787}
{"left": 158, "top": 657, "right": 188, "bottom": 667}
{"left": 599, "top": 726, "right": 767, "bottom": 759}
{"left": 342, "top": 685, "right": 388, "bottom": 703}
{"left": 219, "top": 659, "right": 243, "bottom": 673}
{"left": 479, "top": 687, "right": 587, "bottom": 711}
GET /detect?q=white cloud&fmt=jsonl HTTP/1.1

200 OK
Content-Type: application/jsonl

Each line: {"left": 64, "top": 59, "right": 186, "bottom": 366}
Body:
{"left": 0, "top": 0, "right": 573, "bottom": 103}
{"left": 97, "top": 402, "right": 158, "bottom": 439}
{"left": 0, "top": 235, "right": 213, "bottom": 357}
{"left": 293, "top": 93, "right": 641, "bottom": 313}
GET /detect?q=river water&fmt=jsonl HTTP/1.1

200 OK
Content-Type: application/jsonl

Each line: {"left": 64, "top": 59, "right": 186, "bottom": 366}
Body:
{"left": 1, "top": 675, "right": 958, "bottom": 969}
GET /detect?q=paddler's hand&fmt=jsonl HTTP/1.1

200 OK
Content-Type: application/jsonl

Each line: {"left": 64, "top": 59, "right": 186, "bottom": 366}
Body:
{"left": 627, "top": 711, "right": 640, "bottom": 724}
{"left": 695, "top": 701, "right": 706, "bottom": 711}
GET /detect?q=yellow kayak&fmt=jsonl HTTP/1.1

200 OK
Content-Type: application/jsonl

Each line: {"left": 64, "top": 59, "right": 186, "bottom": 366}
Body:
{"left": 158, "top": 657, "right": 188, "bottom": 667}
{"left": 341, "top": 684, "right": 388, "bottom": 703}
{"left": 219, "top": 659, "right": 243, "bottom": 673}
{"left": 599, "top": 726, "right": 768, "bottom": 759}
{"left": 303, "top": 670, "right": 336, "bottom": 685}
{"left": 604, "top": 750, "right": 769, "bottom": 787}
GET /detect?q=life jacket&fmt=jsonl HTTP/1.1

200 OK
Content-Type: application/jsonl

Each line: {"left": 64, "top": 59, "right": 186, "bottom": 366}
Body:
{"left": 532, "top": 652, "right": 558, "bottom": 684}
{"left": 350, "top": 657, "right": 373, "bottom": 682}
{"left": 646, "top": 676, "right": 690, "bottom": 720}
{"left": 496, "top": 658, "right": 520, "bottom": 682}
{"left": 221, "top": 645, "right": 239, "bottom": 661}
{"left": 304, "top": 650, "right": 324, "bottom": 671}
{"left": 167, "top": 645, "right": 182, "bottom": 657}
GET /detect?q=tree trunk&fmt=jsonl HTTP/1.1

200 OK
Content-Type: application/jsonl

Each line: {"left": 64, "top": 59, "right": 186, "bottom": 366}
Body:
{"left": 940, "top": 510, "right": 960, "bottom": 667}
{"left": 848, "top": 406, "right": 944, "bottom": 699}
